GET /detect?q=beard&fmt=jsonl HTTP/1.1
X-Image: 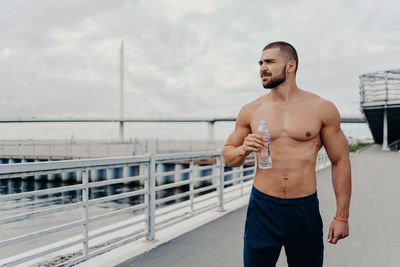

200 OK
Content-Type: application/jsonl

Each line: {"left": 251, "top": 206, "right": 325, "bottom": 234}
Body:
{"left": 262, "top": 66, "right": 287, "bottom": 89}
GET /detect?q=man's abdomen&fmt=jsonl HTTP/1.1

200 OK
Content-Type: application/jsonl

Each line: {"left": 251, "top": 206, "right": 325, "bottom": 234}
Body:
{"left": 253, "top": 148, "right": 318, "bottom": 198}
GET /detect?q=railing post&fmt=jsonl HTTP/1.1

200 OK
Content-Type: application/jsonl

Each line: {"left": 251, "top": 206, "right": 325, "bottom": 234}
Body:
{"left": 81, "top": 169, "right": 89, "bottom": 258}
{"left": 146, "top": 154, "right": 156, "bottom": 241}
{"left": 189, "top": 158, "right": 194, "bottom": 214}
{"left": 240, "top": 165, "right": 244, "bottom": 196}
{"left": 217, "top": 153, "right": 225, "bottom": 212}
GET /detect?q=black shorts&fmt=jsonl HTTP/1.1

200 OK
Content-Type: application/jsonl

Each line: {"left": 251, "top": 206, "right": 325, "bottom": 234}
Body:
{"left": 244, "top": 186, "right": 324, "bottom": 267}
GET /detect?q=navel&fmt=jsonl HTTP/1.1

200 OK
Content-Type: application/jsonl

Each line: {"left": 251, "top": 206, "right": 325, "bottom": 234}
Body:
{"left": 306, "top": 131, "right": 311, "bottom": 137}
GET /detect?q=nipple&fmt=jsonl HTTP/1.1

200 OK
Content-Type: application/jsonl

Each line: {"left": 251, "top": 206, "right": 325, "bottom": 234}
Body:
{"left": 306, "top": 131, "right": 311, "bottom": 137}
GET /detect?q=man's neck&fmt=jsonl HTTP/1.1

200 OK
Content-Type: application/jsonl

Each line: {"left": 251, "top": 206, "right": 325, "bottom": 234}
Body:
{"left": 268, "top": 80, "right": 301, "bottom": 105}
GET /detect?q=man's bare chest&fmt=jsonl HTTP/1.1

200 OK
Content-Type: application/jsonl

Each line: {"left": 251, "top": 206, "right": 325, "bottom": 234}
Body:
{"left": 250, "top": 102, "right": 322, "bottom": 142}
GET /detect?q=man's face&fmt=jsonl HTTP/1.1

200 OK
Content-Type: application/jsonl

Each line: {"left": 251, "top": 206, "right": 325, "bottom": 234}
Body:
{"left": 259, "top": 48, "right": 287, "bottom": 89}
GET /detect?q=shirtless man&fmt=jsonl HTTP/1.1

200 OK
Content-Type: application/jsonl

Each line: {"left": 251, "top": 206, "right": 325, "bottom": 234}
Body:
{"left": 222, "top": 41, "right": 351, "bottom": 267}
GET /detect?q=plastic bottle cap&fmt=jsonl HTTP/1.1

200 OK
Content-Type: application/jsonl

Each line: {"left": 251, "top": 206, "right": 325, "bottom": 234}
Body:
{"left": 260, "top": 120, "right": 267, "bottom": 125}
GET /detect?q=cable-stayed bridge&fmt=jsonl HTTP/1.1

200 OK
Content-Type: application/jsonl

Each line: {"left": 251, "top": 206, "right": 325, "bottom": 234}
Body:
{"left": 0, "top": 115, "right": 366, "bottom": 143}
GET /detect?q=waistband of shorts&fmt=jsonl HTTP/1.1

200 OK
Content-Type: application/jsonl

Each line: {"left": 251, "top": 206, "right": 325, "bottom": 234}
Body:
{"left": 251, "top": 185, "right": 318, "bottom": 206}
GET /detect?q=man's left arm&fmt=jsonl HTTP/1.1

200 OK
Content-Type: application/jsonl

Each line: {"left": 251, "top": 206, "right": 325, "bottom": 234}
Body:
{"left": 320, "top": 100, "right": 352, "bottom": 245}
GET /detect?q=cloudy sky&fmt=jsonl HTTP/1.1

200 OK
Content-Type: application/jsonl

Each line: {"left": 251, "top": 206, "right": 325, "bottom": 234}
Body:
{"left": 0, "top": 0, "right": 398, "bottom": 139}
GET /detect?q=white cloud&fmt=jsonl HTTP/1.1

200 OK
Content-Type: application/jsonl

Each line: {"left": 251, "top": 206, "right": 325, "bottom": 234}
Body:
{"left": 0, "top": 48, "right": 11, "bottom": 61}
{"left": 141, "top": 0, "right": 220, "bottom": 22}
{"left": 0, "top": 0, "right": 399, "bottom": 122}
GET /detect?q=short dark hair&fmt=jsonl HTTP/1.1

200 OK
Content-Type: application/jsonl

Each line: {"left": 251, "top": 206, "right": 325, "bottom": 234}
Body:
{"left": 263, "top": 41, "right": 298, "bottom": 73}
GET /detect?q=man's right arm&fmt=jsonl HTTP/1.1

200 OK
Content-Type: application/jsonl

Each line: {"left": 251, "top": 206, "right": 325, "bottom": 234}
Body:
{"left": 222, "top": 104, "right": 265, "bottom": 167}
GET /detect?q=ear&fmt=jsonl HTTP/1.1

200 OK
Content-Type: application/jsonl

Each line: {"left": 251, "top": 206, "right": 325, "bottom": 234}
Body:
{"left": 287, "top": 60, "right": 296, "bottom": 74}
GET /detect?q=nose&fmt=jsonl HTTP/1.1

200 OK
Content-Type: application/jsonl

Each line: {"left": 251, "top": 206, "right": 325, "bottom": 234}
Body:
{"left": 260, "top": 62, "right": 269, "bottom": 73}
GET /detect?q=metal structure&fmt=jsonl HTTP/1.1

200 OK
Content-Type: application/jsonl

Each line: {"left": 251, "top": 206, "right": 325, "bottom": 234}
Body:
{"left": 0, "top": 115, "right": 366, "bottom": 145}
{"left": 0, "top": 139, "right": 225, "bottom": 158}
{"left": 119, "top": 41, "right": 125, "bottom": 142}
{"left": 388, "top": 139, "right": 400, "bottom": 151}
{"left": 0, "top": 149, "right": 330, "bottom": 266}
{"left": 360, "top": 68, "right": 400, "bottom": 150}
{"left": 360, "top": 68, "right": 400, "bottom": 105}
{"left": 0, "top": 116, "right": 366, "bottom": 124}
{"left": 0, "top": 151, "right": 252, "bottom": 266}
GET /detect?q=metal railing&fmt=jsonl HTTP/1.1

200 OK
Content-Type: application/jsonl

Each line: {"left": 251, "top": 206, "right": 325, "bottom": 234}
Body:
{"left": 388, "top": 139, "right": 400, "bottom": 151}
{"left": 0, "top": 151, "right": 256, "bottom": 266}
{"left": 359, "top": 68, "right": 400, "bottom": 106}
{"left": 0, "top": 139, "right": 225, "bottom": 158}
{"left": 0, "top": 149, "right": 330, "bottom": 266}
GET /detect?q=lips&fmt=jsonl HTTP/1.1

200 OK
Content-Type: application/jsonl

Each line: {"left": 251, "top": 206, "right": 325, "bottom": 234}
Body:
{"left": 261, "top": 72, "right": 271, "bottom": 78}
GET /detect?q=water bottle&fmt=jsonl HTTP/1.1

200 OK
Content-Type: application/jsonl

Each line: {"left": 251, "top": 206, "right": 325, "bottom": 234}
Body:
{"left": 257, "top": 120, "right": 272, "bottom": 169}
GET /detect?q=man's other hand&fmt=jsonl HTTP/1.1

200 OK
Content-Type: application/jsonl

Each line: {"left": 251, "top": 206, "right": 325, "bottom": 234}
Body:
{"left": 327, "top": 219, "right": 349, "bottom": 244}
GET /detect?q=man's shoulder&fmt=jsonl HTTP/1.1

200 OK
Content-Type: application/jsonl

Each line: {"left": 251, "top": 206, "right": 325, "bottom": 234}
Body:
{"left": 240, "top": 96, "right": 264, "bottom": 113}
{"left": 314, "top": 96, "right": 338, "bottom": 113}
{"left": 236, "top": 96, "right": 264, "bottom": 125}
{"left": 300, "top": 91, "right": 340, "bottom": 124}
{"left": 303, "top": 91, "right": 335, "bottom": 109}
{"left": 312, "top": 96, "right": 340, "bottom": 125}
{"left": 301, "top": 91, "right": 322, "bottom": 103}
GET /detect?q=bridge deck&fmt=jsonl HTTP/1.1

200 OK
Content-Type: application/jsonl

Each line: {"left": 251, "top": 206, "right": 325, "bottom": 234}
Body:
{"left": 115, "top": 144, "right": 399, "bottom": 267}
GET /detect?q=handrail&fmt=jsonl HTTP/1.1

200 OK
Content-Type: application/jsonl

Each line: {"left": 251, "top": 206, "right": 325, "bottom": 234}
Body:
{"left": 0, "top": 155, "right": 150, "bottom": 178}
{"left": 388, "top": 139, "right": 400, "bottom": 150}
{"left": 0, "top": 149, "right": 330, "bottom": 266}
{"left": 359, "top": 68, "right": 400, "bottom": 105}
